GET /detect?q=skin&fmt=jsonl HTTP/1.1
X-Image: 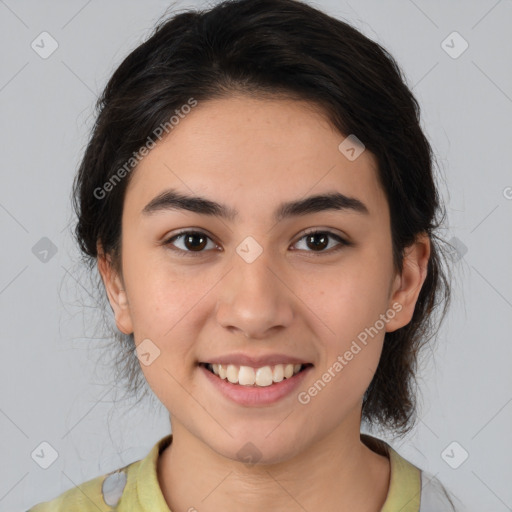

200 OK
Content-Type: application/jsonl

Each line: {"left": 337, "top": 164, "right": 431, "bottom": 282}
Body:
{"left": 97, "top": 94, "right": 430, "bottom": 512}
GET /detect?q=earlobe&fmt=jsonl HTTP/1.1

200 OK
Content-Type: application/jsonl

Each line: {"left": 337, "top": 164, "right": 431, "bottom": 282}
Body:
{"left": 385, "top": 234, "right": 430, "bottom": 333}
{"left": 96, "top": 244, "right": 134, "bottom": 335}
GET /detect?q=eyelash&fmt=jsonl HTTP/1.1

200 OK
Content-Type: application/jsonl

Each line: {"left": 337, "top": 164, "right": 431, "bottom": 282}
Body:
{"left": 162, "top": 229, "right": 350, "bottom": 257}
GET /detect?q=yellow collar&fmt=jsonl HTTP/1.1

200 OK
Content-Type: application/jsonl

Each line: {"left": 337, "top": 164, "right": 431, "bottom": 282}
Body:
{"left": 131, "top": 433, "right": 421, "bottom": 512}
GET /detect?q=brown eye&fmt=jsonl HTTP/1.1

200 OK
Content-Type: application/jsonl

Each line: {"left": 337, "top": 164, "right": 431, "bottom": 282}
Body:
{"left": 293, "top": 230, "right": 348, "bottom": 255}
{"left": 305, "top": 232, "right": 329, "bottom": 251}
{"left": 181, "top": 232, "right": 208, "bottom": 251}
{"left": 164, "top": 231, "right": 217, "bottom": 256}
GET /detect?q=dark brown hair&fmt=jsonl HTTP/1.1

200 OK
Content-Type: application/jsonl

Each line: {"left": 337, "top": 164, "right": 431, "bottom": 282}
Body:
{"left": 72, "top": 0, "right": 451, "bottom": 436}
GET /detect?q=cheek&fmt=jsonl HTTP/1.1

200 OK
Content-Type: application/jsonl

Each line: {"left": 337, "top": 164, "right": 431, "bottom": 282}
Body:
{"left": 295, "top": 249, "right": 392, "bottom": 397}
{"left": 121, "top": 239, "right": 194, "bottom": 333}
{"left": 130, "top": 278, "right": 201, "bottom": 403}
{"left": 302, "top": 254, "right": 393, "bottom": 343}
{"left": 296, "top": 271, "right": 388, "bottom": 417}
{"left": 120, "top": 247, "right": 204, "bottom": 392}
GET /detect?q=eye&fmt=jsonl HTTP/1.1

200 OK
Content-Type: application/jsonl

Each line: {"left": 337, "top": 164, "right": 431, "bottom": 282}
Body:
{"left": 163, "top": 230, "right": 219, "bottom": 256}
{"left": 292, "top": 229, "right": 349, "bottom": 255}
{"left": 163, "top": 229, "right": 350, "bottom": 257}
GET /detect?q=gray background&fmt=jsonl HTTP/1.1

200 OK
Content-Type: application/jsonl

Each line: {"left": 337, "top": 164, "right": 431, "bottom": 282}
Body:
{"left": 1, "top": 1, "right": 511, "bottom": 511}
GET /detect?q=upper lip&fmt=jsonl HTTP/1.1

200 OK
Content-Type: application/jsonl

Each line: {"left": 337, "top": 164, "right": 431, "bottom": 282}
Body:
{"left": 200, "top": 353, "right": 313, "bottom": 368}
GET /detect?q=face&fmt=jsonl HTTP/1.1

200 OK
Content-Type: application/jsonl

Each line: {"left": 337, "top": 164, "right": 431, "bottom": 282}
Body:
{"left": 99, "top": 94, "right": 429, "bottom": 464}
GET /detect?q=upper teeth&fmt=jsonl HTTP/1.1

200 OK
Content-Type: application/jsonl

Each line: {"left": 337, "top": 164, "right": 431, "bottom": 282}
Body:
{"left": 208, "top": 363, "right": 303, "bottom": 386}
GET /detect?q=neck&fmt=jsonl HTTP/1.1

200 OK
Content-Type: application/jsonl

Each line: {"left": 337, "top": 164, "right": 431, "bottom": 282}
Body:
{"left": 157, "top": 417, "right": 390, "bottom": 512}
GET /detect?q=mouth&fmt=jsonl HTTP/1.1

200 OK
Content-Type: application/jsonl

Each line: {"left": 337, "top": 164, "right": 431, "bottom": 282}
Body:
{"left": 199, "top": 362, "right": 314, "bottom": 387}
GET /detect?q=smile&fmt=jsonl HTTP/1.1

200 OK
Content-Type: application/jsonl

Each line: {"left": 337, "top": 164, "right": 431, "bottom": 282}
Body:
{"left": 201, "top": 362, "right": 312, "bottom": 387}
{"left": 199, "top": 361, "right": 314, "bottom": 406}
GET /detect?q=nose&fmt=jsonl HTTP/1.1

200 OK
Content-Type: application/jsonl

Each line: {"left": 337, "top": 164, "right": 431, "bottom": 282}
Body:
{"left": 215, "top": 249, "right": 294, "bottom": 340}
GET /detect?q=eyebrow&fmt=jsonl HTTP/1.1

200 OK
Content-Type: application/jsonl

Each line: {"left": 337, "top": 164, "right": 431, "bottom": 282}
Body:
{"left": 141, "top": 188, "right": 369, "bottom": 222}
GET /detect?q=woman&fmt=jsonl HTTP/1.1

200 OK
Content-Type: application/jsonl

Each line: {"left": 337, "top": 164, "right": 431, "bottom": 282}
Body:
{"left": 29, "top": 0, "right": 459, "bottom": 510}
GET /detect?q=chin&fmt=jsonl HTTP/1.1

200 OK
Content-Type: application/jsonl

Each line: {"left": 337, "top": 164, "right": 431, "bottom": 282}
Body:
{"left": 207, "top": 430, "right": 309, "bottom": 467}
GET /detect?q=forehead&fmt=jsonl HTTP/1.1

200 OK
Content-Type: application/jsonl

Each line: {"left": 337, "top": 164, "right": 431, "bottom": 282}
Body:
{"left": 125, "top": 95, "right": 387, "bottom": 220}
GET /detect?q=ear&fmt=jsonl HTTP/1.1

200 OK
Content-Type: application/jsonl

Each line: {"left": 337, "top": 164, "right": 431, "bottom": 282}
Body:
{"left": 96, "top": 242, "right": 134, "bottom": 335}
{"left": 385, "top": 233, "right": 430, "bottom": 332}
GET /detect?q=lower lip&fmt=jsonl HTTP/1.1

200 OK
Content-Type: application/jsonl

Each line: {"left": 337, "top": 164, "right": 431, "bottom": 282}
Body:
{"left": 200, "top": 364, "right": 313, "bottom": 407}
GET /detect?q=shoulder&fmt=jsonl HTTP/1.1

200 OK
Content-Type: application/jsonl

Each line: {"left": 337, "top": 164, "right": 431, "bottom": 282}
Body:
{"left": 361, "top": 434, "right": 461, "bottom": 512}
{"left": 419, "top": 470, "right": 461, "bottom": 512}
{"left": 26, "top": 460, "right": 140, "bottom": 512}
{"left": 27, "top": 434, "right": 173, "bottom": 512}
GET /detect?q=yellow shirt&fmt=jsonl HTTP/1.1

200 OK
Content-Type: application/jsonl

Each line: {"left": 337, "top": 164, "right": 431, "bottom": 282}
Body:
{"left": 27, "top": 433, "right": 456, "bottom": 511}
